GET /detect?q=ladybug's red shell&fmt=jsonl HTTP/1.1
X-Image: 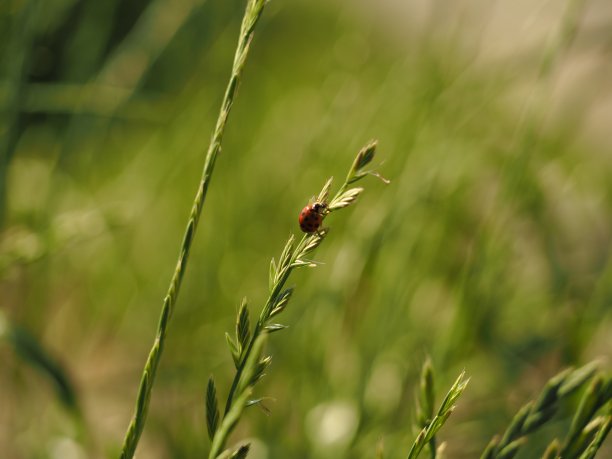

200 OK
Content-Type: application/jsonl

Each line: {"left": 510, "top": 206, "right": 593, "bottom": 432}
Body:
{"left": 299, "top": 204, "right": 324, "bottom": 233}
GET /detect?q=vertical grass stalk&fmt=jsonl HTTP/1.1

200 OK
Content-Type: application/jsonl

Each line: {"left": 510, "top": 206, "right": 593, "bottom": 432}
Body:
{"left": 118, "top": 2, "right": 268, "bottom": 458}
{"left": 206, "top": 141, "right": 386, "bottom": 458}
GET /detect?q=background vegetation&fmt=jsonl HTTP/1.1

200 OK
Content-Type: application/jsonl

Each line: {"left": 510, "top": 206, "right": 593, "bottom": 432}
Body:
{"left": 1, "top": 0, "right": 611, "bottom": 458}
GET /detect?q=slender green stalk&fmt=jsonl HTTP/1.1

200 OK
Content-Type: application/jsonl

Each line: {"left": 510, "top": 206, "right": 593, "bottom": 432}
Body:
{"left": 222, "top": 140, "right": 380, "bottom": 419}
{"left": 206, "top": 141, "right": 386, "bottom": 458}
{"left": 118, "top": 2, "right": 268, "bottom": 458}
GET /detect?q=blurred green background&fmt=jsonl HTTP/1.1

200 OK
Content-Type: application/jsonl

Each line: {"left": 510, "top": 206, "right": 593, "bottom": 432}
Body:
{"left": 1, "top": 0, "right": 611, "bottom": 458}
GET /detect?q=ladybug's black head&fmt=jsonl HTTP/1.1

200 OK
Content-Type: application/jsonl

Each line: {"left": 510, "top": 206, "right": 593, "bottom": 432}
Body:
{"left": 313, "top": 202, "right": 327, "bottom": 213}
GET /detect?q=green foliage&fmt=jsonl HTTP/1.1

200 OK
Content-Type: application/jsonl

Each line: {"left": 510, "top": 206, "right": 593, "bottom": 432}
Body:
{"left": 1, "top": 0, "right": 611, "bottom": 457}
{"left": 118, "top": 1, "right": 269, "bottom": 457}
{"left": 481, "top": 364, "right": 610, "bottom": 459}
{"left": 408, "top": 360, "right": 468, "bottom": 459}
{"left": 208, "top": 142, "right": 385, "bottom": 458}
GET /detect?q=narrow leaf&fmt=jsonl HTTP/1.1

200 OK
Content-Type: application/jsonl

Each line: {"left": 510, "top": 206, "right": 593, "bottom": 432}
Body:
{"left": 328, "top": 187, "right": 364, "bottom": 211}
{"left": 206, "top": 377, "right": 220, "bottom": 440}
{"left": 353, "top": 140, "right": 377, "bottom": 173}
{"left": 4, "top": 320, "right": 79, "bottom": 412}
{"left": 209, "top": 387, "right": 253, "bottom": 458}
{"left": 290, "top": 260, "right": 319, "bottom": 268}
{"left": 277, "top": 235, "right": 295, "bottom": 273}
{"left": 236, "top": 298, "right": 250, "bottom": 350}
{"left": 225, "top": 332, "right": 240, "bottom": 368}
{"left": 270, "top": 288, "right": 293, "bottom": 318}
{"left": 497, "top": 438, "right": 527, "bottom": 459}
{"left": 246, "top": 398, "right": 272, "bottom": 415}
{"left": 269, "top": 258, "right": 276, "bottom": 292}
{"left": 559, "top": 362, "right": 599, "bottom": 397}
{"left": 317, "top": 177, "right": 334, "bottom": 203}
{"left": 250, "top": 355, "right": 272, "bottom": 386}
{"left": 265, "top": 323, "right": 288, "bottom": 333}
{"left": 295, "top": 229, "right": 328, "bottom": 262}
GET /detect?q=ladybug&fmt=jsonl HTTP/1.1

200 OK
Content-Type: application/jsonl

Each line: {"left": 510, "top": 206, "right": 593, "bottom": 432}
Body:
{"left": 299, "top": 202, "right": 327, "bottom": 233}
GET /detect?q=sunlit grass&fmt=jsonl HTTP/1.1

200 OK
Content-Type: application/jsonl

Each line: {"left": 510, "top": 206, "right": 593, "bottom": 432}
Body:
{"left": 0, "top": 0, "right": 611, "bottom": 458}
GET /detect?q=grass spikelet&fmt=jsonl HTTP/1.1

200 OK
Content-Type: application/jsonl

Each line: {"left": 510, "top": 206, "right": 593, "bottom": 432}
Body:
{"left": 236, "top": 298, "right": 250, "bottom": 352}
{"left": 317, "top": 177, "right": 334, "bottom": 203}
{"left": 481, "top": 363, "right": 609, "bottom": 459}
{"left": 206, "top": 377, "right": 220, "bottom": 441}
{"left": 328, "top": 187, "right": 364, "bottom": 211}
{"left": 542, "top": 439, "right": 561, "bottom": 459}
{"left": 407, "top": 370, "right": 469, "bottom": 459}
{"left": 345, "top": 140, "right": 390, "bottom": 187}
{"left": 269, "top": 288, "right": 293, "bottom": 318}
{"left": 206, "top": 141, "right": 385, "bottom": 457}
{"left": 415, "top": 357, "right": 437, "bottom": 458}
{"left": 294, "top": 228, "right": 328, "bottom": 264}
{"left": 578, "top": 409, "right": 611, "bottom": 459}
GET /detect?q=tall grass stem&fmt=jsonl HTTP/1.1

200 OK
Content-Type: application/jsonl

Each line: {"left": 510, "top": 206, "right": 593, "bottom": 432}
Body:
{"left": 118, "top": 2, "right": 267, "bottom": 458}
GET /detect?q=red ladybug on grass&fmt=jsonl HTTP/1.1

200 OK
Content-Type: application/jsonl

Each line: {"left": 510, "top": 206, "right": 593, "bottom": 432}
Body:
{"left": 298, "top": 202, "right": 327, "bottom": 233}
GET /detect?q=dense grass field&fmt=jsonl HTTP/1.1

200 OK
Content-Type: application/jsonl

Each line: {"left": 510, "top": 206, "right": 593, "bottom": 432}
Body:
{"left": 1, "top": 1, "right": 611, "bottom": 458}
